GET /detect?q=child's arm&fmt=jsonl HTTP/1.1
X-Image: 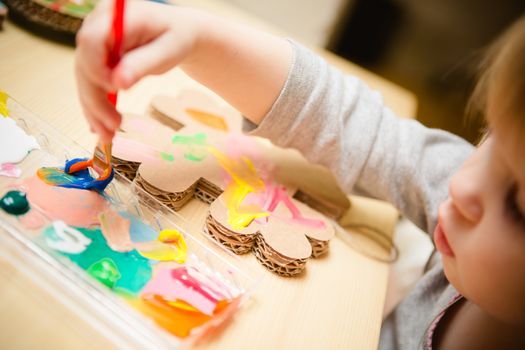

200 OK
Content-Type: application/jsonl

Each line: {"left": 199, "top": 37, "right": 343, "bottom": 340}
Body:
{"left": 75, "top": 0, "right": 292, "bottom": 142}
{"left": 247, "top": 42, "right": 476, "bottom": 234}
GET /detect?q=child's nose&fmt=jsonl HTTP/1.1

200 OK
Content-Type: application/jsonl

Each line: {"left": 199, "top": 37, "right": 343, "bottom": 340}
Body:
{"left": 448, "top": 170, "right": 483, "bottom": 224}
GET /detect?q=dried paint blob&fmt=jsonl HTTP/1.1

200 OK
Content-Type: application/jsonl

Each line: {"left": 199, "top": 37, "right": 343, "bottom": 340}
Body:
{"left": 0, "top": 117, "right": 40, "bottom": 164}
{"left": 0, "top": 190, "right": 30, "bottom": 215}
{"left": 87, "top": 258, "right": 122, "bottom": 289}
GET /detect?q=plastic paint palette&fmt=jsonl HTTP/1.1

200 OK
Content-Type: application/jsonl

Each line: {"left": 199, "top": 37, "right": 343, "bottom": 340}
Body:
{"left": 0, "top": 94, "right": 258, "bottom": 349}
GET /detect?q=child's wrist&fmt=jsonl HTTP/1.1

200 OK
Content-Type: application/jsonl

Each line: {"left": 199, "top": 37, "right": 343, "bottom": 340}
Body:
{"left": 178, "top": 8, "right": 217, "bottom": 70}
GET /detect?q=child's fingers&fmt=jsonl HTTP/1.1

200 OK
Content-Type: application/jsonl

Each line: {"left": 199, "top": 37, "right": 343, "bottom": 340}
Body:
{"left": 77, "top": 73, "right": 121, "bottom": 140}
{"left": 112, "top": 31, "right": 188, "bottom": 89}
{"left": 76, "top": 26, "right": 114, "bottom": 92}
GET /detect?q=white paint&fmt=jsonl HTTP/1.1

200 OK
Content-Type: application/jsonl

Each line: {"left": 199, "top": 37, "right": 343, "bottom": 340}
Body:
{"left": 0, "top": 117, "right": 40, "bottom": 164}
{"left": 46, "top": 220, "right": 92, "bottom": 254}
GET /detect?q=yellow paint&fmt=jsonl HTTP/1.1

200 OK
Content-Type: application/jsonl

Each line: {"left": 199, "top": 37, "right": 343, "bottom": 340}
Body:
{"left": 137, "top": 241, "right": 180, "bottom": 261}
{"left": 185, "top": 108, "right": 228, "bottom": 131}
{"left": 158, "top": 229, "right": 187, "bottom": 263}
{"left": 137, "top": 229, "right": 188, "bottom": 262}
{"left": 0, "top": 91, "right": 9, "bottom": 117}
{"left": 166, "top": 299, "right": 200, "bottom": 313}
{"left": 208, "top": 147, "right": 268, "bottom": 230}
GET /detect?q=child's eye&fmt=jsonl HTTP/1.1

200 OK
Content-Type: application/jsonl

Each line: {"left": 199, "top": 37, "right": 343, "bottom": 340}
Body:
{"left": 505, "top": 184, "right": 525, "bottom": 227}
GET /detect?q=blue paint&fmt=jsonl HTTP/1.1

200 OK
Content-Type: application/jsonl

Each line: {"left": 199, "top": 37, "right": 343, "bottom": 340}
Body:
{"left": 37, "top": 158, "right": 114, "bottom": 192}
{"left": 118, "top": 211, "right": 158, "bottom": 243}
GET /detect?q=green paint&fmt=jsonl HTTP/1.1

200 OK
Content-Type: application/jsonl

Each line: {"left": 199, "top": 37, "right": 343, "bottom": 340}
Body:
{"left": 160, "top": 152, "right": 175, "bottom": 162}
{"left": 0, "top": 190, "right": 30, "bottom": 215}
{"left": 172, "top": 133, "right": 208, "bottom": 162}
{"left": 87, "top": 258, "right": 121, "bottom": 289}
{"left": 184, "top": 153, "right": 206, "bottom": 162}
{"left": 171, "top": 132, "right": 207, "bottom": 146}
{"left": 40, "top": 225, "right": 152, "bottom": 294}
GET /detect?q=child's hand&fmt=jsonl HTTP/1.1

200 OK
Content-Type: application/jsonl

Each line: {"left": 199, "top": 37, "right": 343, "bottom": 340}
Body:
{"left": 76, "top": 0, "right": 292, "bottom": 142}
{"left": 75, "top": 1, "right": 204, "bottom": 142}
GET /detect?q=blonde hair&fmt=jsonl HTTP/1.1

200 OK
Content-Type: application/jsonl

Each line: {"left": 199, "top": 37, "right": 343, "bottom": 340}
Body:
{"left": 468, "top": 15, "right": 525, "bottom": 135}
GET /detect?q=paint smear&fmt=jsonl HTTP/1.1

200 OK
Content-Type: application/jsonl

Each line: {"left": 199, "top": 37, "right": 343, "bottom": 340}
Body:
{"left": 141, "top": 266, "right": 230, "bottom": 316}
{"left": 0, "top": 163, "right": 22, "bottom": 178}
{"left": 18, "top": 209, "right": 47, "bottom": 229}
{"left": 0, "top": 91, "right": 8, "bottom": 117}
{"left": 185, "top": 108, "right": 228, "bottom": 131}
{"left": 262, "top": 185, "right": 325, "bottom": 228}
{"left": 127, "top": 295, "right": 231, "bottom": 338}
{"left": 37, "top": 166, "right": 93, "bottom": 188}
{"left": 136, "top": 241, "right": 183, "bottom": 261}
{"left": 36, "top": 156, "right": 114, "bottom": 192}
{"left": 99, "top": 210, "right": 133, "bottom": 252}
{"left": 136, "top": 229, "right": 188, "bottom": 262}
{"left": 0, "top": 117, "right": 40, "bottom": 164}
{"left": 113, "top": 135, "right": 163, "bottom": 163}
{"left": 41, "top": 223, "right": 152, "bottom": 294}
{"left": 122, "top": 117, "right": 157, "bottom": 134}
{"left": 160, "top": 152, "right": 174, "bottom": 162}
{"left": 118, "top": 211, "right": 158, "bottom": 243}
{"left": 20, "top": 175, "right": 109, "bottom": 228}
{"left": 43, "top": 220, "right": 92, "bottom": 254}
{"left": 208, "top": 147, "right": 268, "bottom": 229}
{"left": 172, "top": 132, "right": 208, "bottom": 162}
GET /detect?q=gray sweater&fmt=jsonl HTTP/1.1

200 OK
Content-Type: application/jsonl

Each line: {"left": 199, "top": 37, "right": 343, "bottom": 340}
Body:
{"left": 248, "top": 41, "right": 475, "bottom": 349}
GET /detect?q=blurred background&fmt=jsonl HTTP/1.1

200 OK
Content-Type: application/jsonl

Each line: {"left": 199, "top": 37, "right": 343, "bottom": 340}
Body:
{"left": 3, "top": 0, "right": 525, "bottom": 143}
{"left": 218, "top": 0, "right": 525, "bottom": 144}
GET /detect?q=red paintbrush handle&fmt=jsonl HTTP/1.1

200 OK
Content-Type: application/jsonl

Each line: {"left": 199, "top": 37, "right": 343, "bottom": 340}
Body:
{"left": 107, "top": 0, "right": 125, "bottom": 106}
{"left": 108, "top": 0, "right": 125, "bottom": 69}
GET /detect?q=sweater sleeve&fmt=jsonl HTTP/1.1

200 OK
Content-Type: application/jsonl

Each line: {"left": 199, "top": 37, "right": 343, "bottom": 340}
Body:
{"left": 247, "top": 40, "right": 475, "bottom": 234}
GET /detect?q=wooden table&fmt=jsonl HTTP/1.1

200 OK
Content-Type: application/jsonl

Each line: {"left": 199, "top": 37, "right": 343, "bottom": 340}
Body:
{"left": 0, "top": 2, "right": 417, "bottom": 349}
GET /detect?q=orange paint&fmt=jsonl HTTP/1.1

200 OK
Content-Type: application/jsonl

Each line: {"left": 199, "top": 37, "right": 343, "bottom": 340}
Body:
{"left": 185, "top": 108, "right": 228, "bottom": 131}
{"left": 127, "top": 295, "right": 231, "bottom": 338}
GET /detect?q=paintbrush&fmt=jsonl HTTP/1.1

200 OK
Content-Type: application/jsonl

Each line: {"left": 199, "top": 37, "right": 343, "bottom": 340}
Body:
{"left": 66, "top": 0, "right": 125, "bottom": 190}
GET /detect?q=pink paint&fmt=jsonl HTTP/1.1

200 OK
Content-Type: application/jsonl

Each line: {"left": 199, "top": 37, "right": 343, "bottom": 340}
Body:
{"left": 123, "top": 118, "right": 157, "bottom": 134}
{"left": 112, "top": 135, "right": 162, "bottom": 163}
{"left": 18, "top": 176, "right": 109, "bottom": 228}
{"left": 141, "top": 266, "right": 229, "bottom": 316}
{"left": 0, "top": 163, "right": 22, "bottom": 178}
{"left": 99, "top": 210, "right": 133, "bottom": 252}
{"left": 262, "top": 184, "right": 325, "bottom": 228}
{"left": 225, "top": 134, "right": 259, "bottom": 159}
{"left": 18, "top": 209, "right": 47, "bottom": 229}
{"left": 224, "top": 134, "right": 274, "bottom": 178}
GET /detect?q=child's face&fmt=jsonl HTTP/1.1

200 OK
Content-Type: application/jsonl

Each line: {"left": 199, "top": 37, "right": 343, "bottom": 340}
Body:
{"left": 436, "top": 114, "right": 525, "bottom": 325}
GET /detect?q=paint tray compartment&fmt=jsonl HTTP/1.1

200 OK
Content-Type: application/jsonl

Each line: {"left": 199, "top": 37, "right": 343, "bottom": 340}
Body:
{"left": 0, "top": 94, "right": 259, "bottom": 349}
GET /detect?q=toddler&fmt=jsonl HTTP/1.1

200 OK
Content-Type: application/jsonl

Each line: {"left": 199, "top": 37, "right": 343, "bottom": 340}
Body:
{"left": 75, "top": 2, "right": 525, "bottom": 348}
